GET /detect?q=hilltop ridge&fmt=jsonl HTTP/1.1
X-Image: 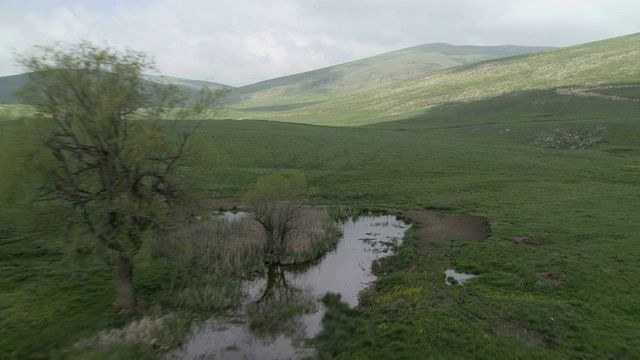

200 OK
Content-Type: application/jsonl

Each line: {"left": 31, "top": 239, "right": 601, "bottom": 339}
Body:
{"left": 250, "top": 32, "right": 640, "bottom": 125}
{"left": 226, "top": 43, "right": 551, "bottom": 111}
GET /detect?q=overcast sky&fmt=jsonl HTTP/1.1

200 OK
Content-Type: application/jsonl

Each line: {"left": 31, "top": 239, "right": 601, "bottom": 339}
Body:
{"left": 1, "top": 0, "right": 639, "bottom": 86}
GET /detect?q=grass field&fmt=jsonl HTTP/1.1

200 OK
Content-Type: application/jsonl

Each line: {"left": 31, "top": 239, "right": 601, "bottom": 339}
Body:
{"left": 1, "top": 32, "right": 640, "bottom": 359}
{"left": 1, "top": 86, "right": 639, "bottom": 358}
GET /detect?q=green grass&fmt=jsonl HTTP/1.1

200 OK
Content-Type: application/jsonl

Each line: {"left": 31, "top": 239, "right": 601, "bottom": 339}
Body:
{"left": 1, "top": 34, "right": 640, "bottom": 358}
{"left": 0, "top": 104, "right": 37, "bottom": 120}
{"left": 596, "top": 85, "right": 640, "bottom": 99}
{"left": 196, "top": 90, "right": 639, "bottom": 358}
{"left": 2, "top": 88, "right": 640, "bottom": 358}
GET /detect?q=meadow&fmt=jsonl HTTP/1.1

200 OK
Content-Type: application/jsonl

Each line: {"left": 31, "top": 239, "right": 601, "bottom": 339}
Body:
{"left": 1, "top": 86, "right": 639, "bottom": 358}
{"left": 1, "top": 33, "right": 640, "bottom": 358}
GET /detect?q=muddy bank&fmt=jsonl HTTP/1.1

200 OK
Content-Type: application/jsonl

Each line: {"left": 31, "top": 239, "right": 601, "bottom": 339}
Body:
{"left": 386, "top": 209, "right": 490, "bottom": 254}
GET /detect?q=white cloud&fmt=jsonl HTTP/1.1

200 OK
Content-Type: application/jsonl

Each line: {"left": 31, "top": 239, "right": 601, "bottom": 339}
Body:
{"left": 1, "top": 0, "right": 639, "bottom": 86}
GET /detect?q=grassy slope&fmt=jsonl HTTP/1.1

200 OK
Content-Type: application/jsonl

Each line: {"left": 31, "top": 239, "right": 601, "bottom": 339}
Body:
{"left": 226, "top": 43, "right": 550, "bottom": 112}
{"left": 141, "top": 74, "right": 231, "bottom": 90}
{"left": 254, "top": 32, "right": 640, "bottom": 125}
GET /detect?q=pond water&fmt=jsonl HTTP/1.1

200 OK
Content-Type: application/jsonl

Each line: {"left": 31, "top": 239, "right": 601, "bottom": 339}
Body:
{"left": 172, "top": 215, "right": 408, "bottom": 359}
{"left": 212, "top": 211, "right": 249, "bottom": 222}
{"left": 444, "top": 269, "right": 479, "bottom": 286}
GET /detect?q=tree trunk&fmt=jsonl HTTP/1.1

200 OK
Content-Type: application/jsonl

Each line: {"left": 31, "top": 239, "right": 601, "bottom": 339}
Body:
{"left": 114, "top": 254, "right": 135, "bottom": 312}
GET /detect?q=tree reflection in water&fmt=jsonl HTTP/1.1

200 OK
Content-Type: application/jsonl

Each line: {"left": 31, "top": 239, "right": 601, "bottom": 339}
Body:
{"left": 246, "top": 264, "right": 317, "bottom": 340}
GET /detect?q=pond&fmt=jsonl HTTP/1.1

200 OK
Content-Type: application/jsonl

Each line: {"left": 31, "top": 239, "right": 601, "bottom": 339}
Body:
{"left": 171, "top": 215, "right": 408, "bottom": 359}
{"left": 444, "top": 269, "right": 479, "bottom": 286}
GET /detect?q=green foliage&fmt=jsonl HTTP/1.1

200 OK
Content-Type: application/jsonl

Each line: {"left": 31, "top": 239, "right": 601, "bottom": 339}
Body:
{"left": 243, "top": 173, "right": 307, "bottom": 263}
{"left": 176, "top": 277, "right": 242, "bottom": 312}
{"left": 13, "top": 41, "right": 224, "bottom": 311}
{"left": 244, "top": 173, "right": 306, "bottom": 204}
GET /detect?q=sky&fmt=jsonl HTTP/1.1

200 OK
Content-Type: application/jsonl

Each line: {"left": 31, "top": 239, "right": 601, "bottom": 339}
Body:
{"left": 1, "top": 0, "right": 639, "bottom": 86}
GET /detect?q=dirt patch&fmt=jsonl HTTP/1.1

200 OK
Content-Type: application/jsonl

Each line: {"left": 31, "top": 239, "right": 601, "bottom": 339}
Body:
{"left": 513, "top": 235, "right": 544, "bottom": 246}
{"left": 539, "top": 271, "right": 568, "bottom": 286}
{"left": 395, "top": 210, "right": 490, "bottom": 254}
{"left": 438, "top": 295, "right": 455, "bottom": 309}
{"left": 491, "top": 318, "right": 546, "bottom": 346}
{"left": 556, "top": 85, "right": 640, "bottom": 102}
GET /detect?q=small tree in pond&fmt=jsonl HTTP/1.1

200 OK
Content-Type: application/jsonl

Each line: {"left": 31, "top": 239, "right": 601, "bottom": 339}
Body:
{"left": 243, "top": 173, "right": 306, "bottom": 263}
{"left": 16, "top": 41, "right": 224, "bottom": 312}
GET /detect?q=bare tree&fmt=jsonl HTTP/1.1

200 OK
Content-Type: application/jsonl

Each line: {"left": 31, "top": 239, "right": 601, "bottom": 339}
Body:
{"left": 15, "top": 41, "right": 225, "bottom": 312}
{"left": 243, "top": 173, "right": 306, "bottom": 264}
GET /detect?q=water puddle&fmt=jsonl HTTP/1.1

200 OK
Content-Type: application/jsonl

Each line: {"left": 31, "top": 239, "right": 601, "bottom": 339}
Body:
{"left": 444, "top": 269, "right": 479, "bottom": 286}
{"left": 172, "top": 215, "right": 408, "bottom": 359}
{"left": 212, "top": 211, "right": 249, "bottom": 222}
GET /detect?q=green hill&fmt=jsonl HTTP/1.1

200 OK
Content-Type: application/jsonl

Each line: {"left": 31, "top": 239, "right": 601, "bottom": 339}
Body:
{"left": 141, "top": 74, "right": 231, "bottom": 91}
{"left": 250, "top": 32, "right": 640, "bottom": 125}
{"left": 227, "top": 43, "right": 551, "bottom": 112}
{"left": 0, "top": 73, "right": 231, "bottom": 105}
{"left": 0, "top": 74, "right": 30, "bottom": 104}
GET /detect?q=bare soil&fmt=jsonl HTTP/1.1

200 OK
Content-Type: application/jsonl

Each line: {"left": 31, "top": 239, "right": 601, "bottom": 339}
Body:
{"left": 556, "top": 85, "right": 640, "bottom": 102}
{"left": 513, "top": 235, "right": 544, "bottom": 246}
{"left": 492, "top": 318, "right": 546, "bottom": 346}
{"left": 539, "top": 271, "right": 568, "bottom": 286}
{"left": 393, "top": 209, "right": 490, "bottom": 254}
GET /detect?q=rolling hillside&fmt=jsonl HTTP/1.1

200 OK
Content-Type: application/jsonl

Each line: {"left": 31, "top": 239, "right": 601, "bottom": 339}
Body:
{"left": 141, "top": 74, "right": 230, "bottom": 91}
{"left": 227, "top": 43, "right": 551, "bottom": 111}
{"left": 250, "top": 32, "right": 640, "bottom": 126}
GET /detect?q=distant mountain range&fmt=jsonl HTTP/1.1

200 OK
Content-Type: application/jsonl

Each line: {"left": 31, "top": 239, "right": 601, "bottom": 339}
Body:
{"left": 0, "top": 74, "right": 30, "bottom": 104}
{"left": 0, "top": 73, "right": 232, "bottom": 104}
{"left": 141, "top": 74, "right": 230, "bottom": 91}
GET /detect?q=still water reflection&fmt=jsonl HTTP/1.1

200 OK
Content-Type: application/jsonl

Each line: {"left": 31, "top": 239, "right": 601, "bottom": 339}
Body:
{"left": 173, "top": 215, "right": 408, "bottom": 359}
